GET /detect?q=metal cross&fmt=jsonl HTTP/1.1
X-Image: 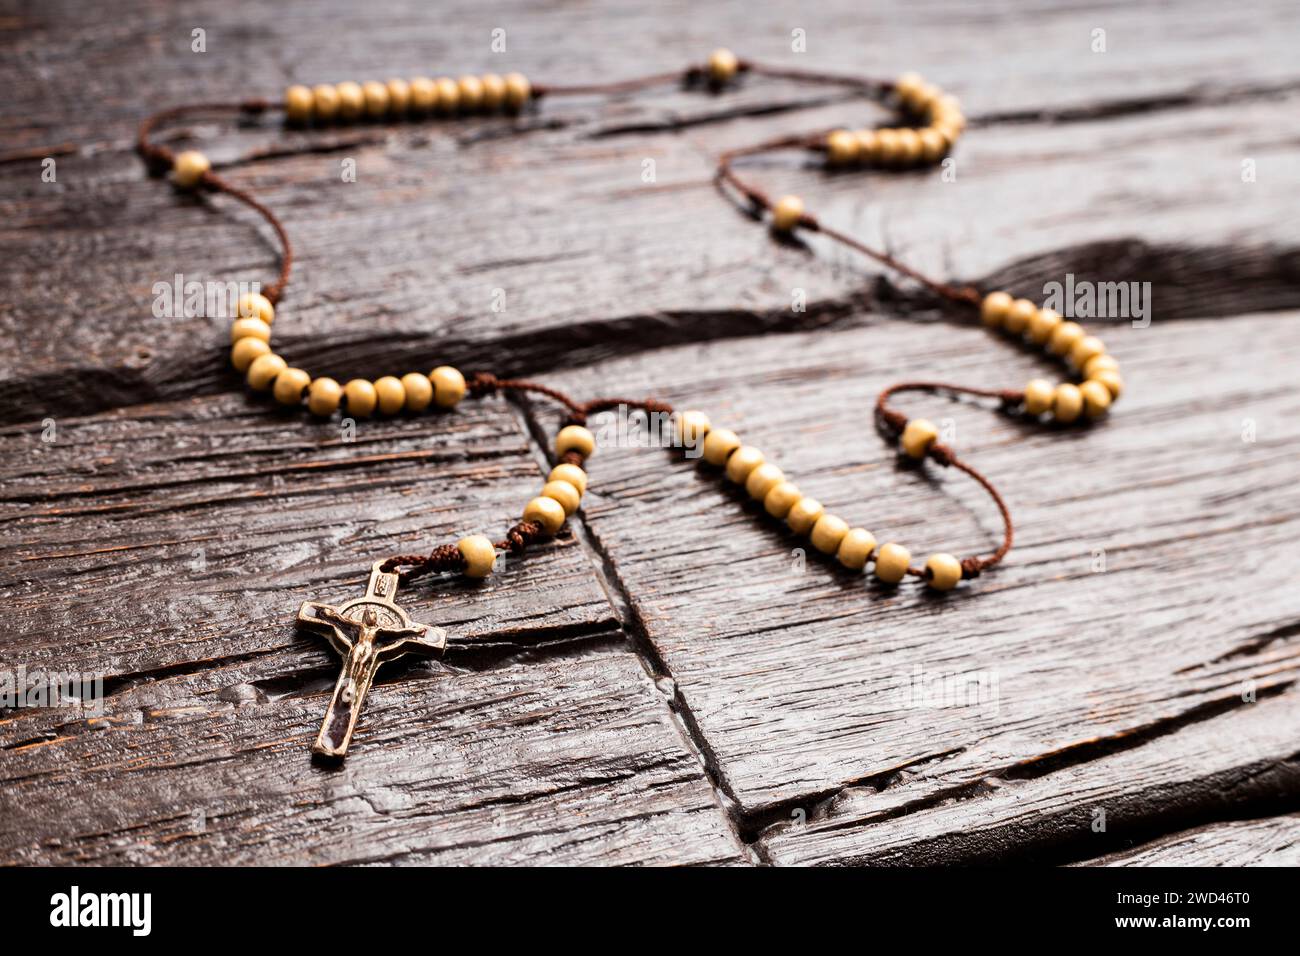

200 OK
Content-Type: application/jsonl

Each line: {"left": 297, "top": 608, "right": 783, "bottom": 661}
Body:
{"left": 297, "top": 561, "right": 446, "bottom": 759}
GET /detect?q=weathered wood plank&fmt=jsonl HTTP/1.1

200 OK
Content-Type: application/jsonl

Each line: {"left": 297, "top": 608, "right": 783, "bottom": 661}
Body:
{"left": 1075, "top": 814, "right": 1300, "bottom": 867}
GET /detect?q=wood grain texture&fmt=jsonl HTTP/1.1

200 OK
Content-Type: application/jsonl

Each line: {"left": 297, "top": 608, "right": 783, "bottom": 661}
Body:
{"left": 1077, "top": 814, "right": 1300, "bottom": 868}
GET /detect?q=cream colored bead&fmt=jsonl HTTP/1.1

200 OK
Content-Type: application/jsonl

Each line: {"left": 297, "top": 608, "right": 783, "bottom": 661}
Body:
{"left": 745, "top": 462, "right": 785, "bottom": 500}
{"left": 549, "top": 463, "right": 588, "bottom": 495}
{"left": 373, "top": 375, "right": 406, "bottom": 415}
{"left": 1052, "top": 383, "right": 1083, "bottom": 424}
{"left": 1048, "top": 321, "right": 1084, "bottom": 357}
{"left": 336, "top": 81, "right": 365, "bottom": 120}
{"left": 901, "top": 418, "right": 939, "bottom": 458}
{"left": 307, "top": 377, "right": 342, "bottom": 416}
{"left": 237, "top": 292, "right": 275, "bottom": 324}
{"left": 827, "top": 129, "right": 859, "bottom": 166}
{"left": 231, "top": 336, "right": 270, "bottom": 372}
{"left": 523, "top": 496, "right": 566, "bottom": 534}
{"left": 701, "top": 427, "right": 740, "bottom": 466}
{"left": 786, "top": 497, "right": 825, "bottom": 535}
{"left": 925, "top": 552, "right": 962, "bottom": 590}
{"left": 503, "top": 72, "right": 531, "bottom": 110}
{"left": 837, "top": 528, "right": 877, "bottom": 570}
{"left": 855, "top": 129, "right": 881, "bottom": 164}
{"left": 434, "top": 77, "right": 459, "bottom": 113}
{"left": 810, "top": 514, "right": 849, "bottom": 555}
{"left": 675, "top": 410, "right": 711, "bottom": 449}
{"left": 1004, "top": 298, "right": 1037, "bottom": 336}
{"left": 409, "top": 77, "right": 437, "bottom": 112}
{"left": 285, "top": 85, "right": 314, "bottom": 124}
{"left": 895, "top": 128, "right": 923, "bottom": 166}
{"left": 1028, "top": 307, "right": 1063, "bottom": 345}
{"left": 725, "top": 446, "right": 765, "bottom": 484}
{"left": 273, "top": 367, "right": 310, "bottom": 406}
{"left": 457, "top": 534, "right": 496, "bottom": 578}
{"left": 1023, "top": 378, "right": 1054, "bottom": 416}
{"left": 541, "top": 479, "right": 581, "bottom": 516}
{"left": 894, "top": 72, "right": 924, "bottom": 104}
{"left": 918, "top": 127, "right": 947, "bottom": 163}
{"left": 1090, "top": 369, "right": 1124, "bottom": 400}
{"left": 230, "top": 316, "right": 271, "bottom": 344}
{"left": 343, "top": 378, "right": 378, "bottom": 417}
{"left": 771, "top": 195, "right": 805, "bottom": 233}
{"left": 874, "top": 542, "right": 911, "bottom": 584}
{"left": 457, "top": 75, "right": 484, "bottom": 111}
{"left": 931, "top": 94, "right": 964, "bottom": 125}
{"left": 980, "top": 291, "right": 1013, "bottom": 328}
{"left": 363, "top": 80, "right": 389, "bottom": 118}
{"left": 556, "top": 424, "right": 596, "bottom": 459}
{"left": 247, "top": 353, "right": 287, "bottom": 391}
{"left": 312, "top": 84, "right": 340, "bottom": 121}
{"left": 1079, "top": 379, "right": 1112, "bottom": 419}
{"left": 172, "top": 150, "right": 211, "bottom": 189}
{"left": 480, "top": 73, "right": 506, "bottom": 110}
{"left": 763, "top": 481, "right": 802, "bottom": 519}
{"left": 385, "top": 78, "right": 411, "bottom": 114}
{"left": 708, "top": 48, "right": 739, "bottom": 84}
{"left": 1084, "top": 353, "right": 1120, "bottom": 378}
{"left": 400, "top": 372, "right": 433, "bottom": 411}
{"left": 1070, "top": 335, "right": 1106, "bottom": 372}
{"left": 430, "top": 365, "right": 466, "bottom": 408}
{"left": 874, "top": 129, "right": 902, "bottom": 165}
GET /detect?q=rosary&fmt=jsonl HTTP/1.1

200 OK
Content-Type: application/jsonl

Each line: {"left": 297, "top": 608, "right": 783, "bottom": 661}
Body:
{"left": 137, "top": 50, "right": 1122, "bottom": 759}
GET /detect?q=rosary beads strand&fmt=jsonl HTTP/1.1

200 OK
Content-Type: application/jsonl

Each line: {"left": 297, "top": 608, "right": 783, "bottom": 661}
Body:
{"left": 135, "top": 50, "right": 1123, "bottom": 591}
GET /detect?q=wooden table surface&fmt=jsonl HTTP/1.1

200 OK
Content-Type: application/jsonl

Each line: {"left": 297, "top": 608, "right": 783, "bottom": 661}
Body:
{"left": 2, "top": 0, "right": 1298, "bottom": 866}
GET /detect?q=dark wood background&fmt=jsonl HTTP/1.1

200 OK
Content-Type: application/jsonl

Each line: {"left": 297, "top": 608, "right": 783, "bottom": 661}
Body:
{"left": 2, "top": 0, "right": 1298, "bottom": 865}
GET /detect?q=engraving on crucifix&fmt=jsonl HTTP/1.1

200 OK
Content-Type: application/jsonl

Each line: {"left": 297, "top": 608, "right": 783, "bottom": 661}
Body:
{"left": 297, "top": 561, "right": 446, "bottom": 759}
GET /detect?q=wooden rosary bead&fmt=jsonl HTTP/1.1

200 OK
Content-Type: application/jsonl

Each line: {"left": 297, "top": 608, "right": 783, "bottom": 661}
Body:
{"left": 312, "top": 84, "right": 340, "bottom": 121}
{"left": 435, "top": 77, "right": 460, "bottom": 113}
{"left": 246, "top": 353, "right": 287, "bottom": 391}
{"left": 901, "top": 418, "right": 939, "bottom": 458}
{"left": 925, "top": 552, "right": 962, "bottom": 590}
{"left": 343, "top": 378, "right": 378, "bottom": 417}
{"left": 837, "top": 528, "right": 877, "bottom": 570}
{"left": 373, "top": 375, "right": 406, "bottom": 415}
{"left": 231, "top": 336, "right": 270, "bottom": 372}
{"left": 702, "top": 427, "right": 740, "bottom": 465}
{"left": 230, "top": 316, "right": 271, "bottom": 343}
{"left": 523, "top": 495, "right": 566, "bottom": 534}
{"left": 725, "top": 445, "right": 765, "bottom": 483}
{"left": 457, "top": 75, "right": 484, "bottom": 111}
{"left": 1004, "top": 298, "right": 1036, "bottom": 336}
{"left": 763, "top": 481, "right": 802, "bottom": 519}
{"left": 874, "top": 542, "right": 911, "bottom": 584}
{"left": 172, "top": 150, "right": 210, "bottom": 189}
{"left": 745, "top": 462, "right": 785, "bottom": 500}
{"left": 980, "top": 291, "right": 1013, "bottom": 328}
{"left": 430, "top": 365, "right": 466, "bottom": 408}
{"left": 457, "top": 534, "right": 496, "bottom": 578}
{"left": 827, "top": 129, "right": 859, "bottom": 166}
{"left": 307, "top": 376, "right": 342, "bottom": 416}
{"left": 1090, "top": 369, "right": 1124, "bottom": 399}
{"left": 503, "top": 72, "right": 531, "bottom": 110}
{"left": 1083, "top": 353, "right": 1119, "bottom": 378}
{"left": 1023, "top": 378, "right": 1054, "bottom": 416}
{"left": 335, "top": 81, "right": 365, "bottom": 120}
{"left": 1070, "top": 335, "right": 1106, "bottom": 372}
{"left": 400, "top": 372, "right": 433, "bottom": 412}
{"left": 409, "top": 77, "right": 437, "bottom": 113}
{"left": 675, "top": 409, "right": 711, "bottom": 447}
{"left": 910, "top": 82, "right": 941, "bottom": 115}
{"left": 363, "top": 80, "right": 389, "bottom": 118}
{"left": 1052, "top": 382, "right": 1083, "bottom": 423}
{"left": 1048, "top": 320, "right": 1084, "bottom": 357}
{"left": 273, "top": 367, "right": 311, "bottom": 406}
{"left": 385, "top": 78, "right": 411, "bottom": 114}
{"left": 786, "top": 497, "right": 825, "bottom": 535}
{"left": 556, "top": 424, "right": 596, "bottom": 458}
{"left": 771, "top": 195, "right": 805, "bottom": 232}
{"left": 237, "top": 292, "right": 275, "bottom": 324}
{"left": 874, "top": 129, "right": 902, "bottom": 165}
{"left": 480, "top": 73, "right": 506, "bottom": 111}
{"left": 1028, "top": 307, "right": 1063, "bottom": 345}
{"left": 855, "top": 129, "right": 881, "bottom": 163}
{"left": 893, "top": 72, "right": 923, "bottom": 104}
{"left": 918, "top": 127, "right": 947, "bottom": 163}
{"left": 549, "top": 463, "right": 588, "bottom": 495}
{"left": 895, "top": 128, "right": 923, "bottom": 166}
{"left": 285, "top": 85, "right": 314, "bottom": 124}
{"left": 541, "top": 479, "right": 581, "bottom": 516}
{"left": 1079, "top": 379, "right": 1112, "bottom": 419}
{"left": 708, "top": 48, "right": 739, "bottom": 84}
{"left": 810, "top": 513, "right": 848, "bottom": 555}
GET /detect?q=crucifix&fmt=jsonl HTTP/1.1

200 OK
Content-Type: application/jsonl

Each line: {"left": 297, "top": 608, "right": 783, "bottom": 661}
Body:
{"left": 297, "top": 561, "right": 446, "bottom": 759}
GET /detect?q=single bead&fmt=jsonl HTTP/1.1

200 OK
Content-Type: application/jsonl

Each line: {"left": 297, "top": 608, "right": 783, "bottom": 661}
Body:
{"left": 385, "top": 78, "right": 411, "bottom": 114}
{"left": 901, "top": 418, "right": 939, "bottom": 459}
{"left": 918, "top": 127, "right": 947, "bottom": 163}
{"left": 1048, "top": 320, "right": 1085, "bottom": 357}
{"left": 230, "top": 316, "right": 271, "bottom": 344}
{"left": 434, "top": 77, "right": 460, "bottom": 113}
{"left": 745, "top": 462, "right": 785, "bottom": 500}
{"left": 702, "top": 427, "right": 740, "bottom": 466}
{"left": 430, "top": 365, "right": 466, "bottom": 408}
{"left": 933, "top": 120, "right": 961, "bottom": 148}
{"left": 343, "top": 378, "right": 378, "bottom": 417}
{"left": 895, "top": 128, "right": 923, "bottom": 166}
{"left": 400, "top": 372, "right": 433, "bottom": 412}
{"left": 231, "top": 336, "right": 270, "bottom": 372}
{"left": 1084, "top": 353, "right": 1120, "bottom": 378}
{"left": 273, "top": 367, "right": 311, "bottom": 406}
{"left": 826, "top": 129, "right": 859, "bottom": 166}
{"left": 503, "top": 72, "right": 531, "bottom": 110}
{"left": 362, "top": 80, "right": 389, "bottom": 118}
{"left": 237, "top": 292, "right": 275, "bottom": 324}
{"left": 786, "top": 497, "right": 825, "bottom": 535}
{"left": 810, "top": 514, "right": 849, "bottom": 555}
{"left": 307, "top": 377, "right": 342, "bottom": 416}
{"left": 931, "top": 94, "right": 965, "bottom": 125}
{"left": 837, "top": 528, "right": 877, "bottom": 570}
{"left": 312, "top": 84, "right": 340, "bottom": 121}
{"left": 1070, "top": 335, "right": 1106, "bottom": 372}
{"left": 1023, "top": 378, "right": 1054, "bottom": 416}
{"left": 549, "top": 463, "right": 588, "bottom": 495}
{"left": 980, "top": 291, "right": 1013, "bottom": 328}
{"left": 480, "top": 73, "right": 506, "bottom": 111}
{"left": 246, "top": 353, "right": 287, "bottom": 391}
{"left": 409, "top": 76, "right": 437, "bottom": 113}
{"left": 523, "top": 495, "right": 566, "bottom": 534}
{"left": 1079, "top": 379, "right": 1112, "bottom": 419}
{"left": 1004, "top": 298, "right": 1037, "bottom": 336}
{"left": 1090, "top": 369, "right": 1124, "bottom": 400}
{"left": 764, "top": 481, "right": 802, "bottom": 519}
{"left": 708, "top": 48, "right": 739, "bottom": 84}
{"left": 925, "top": 552, "right": 962, "bottom": 590}
{"left": 725, "top": 445, "right": 765, "bottom": 484}
{"left": 285, "top": 85, "right": 314, "bottom": 124}
{"left": 457, "top": 534, "right": 496, "bottom": 578}
{"left": 172, "top": 150, "right": 211, "bottom": 189}
{"left": 556, "top": 424, "right": 596, "bottom": 459}
{"left": 855, "top": 129, "right": 881, "bottom": 164}
{"left": 335, "top": 81, "right": 365, "bottom": 120}
{"left": 874, "top": 542, "right": 911, "bottom": 584}
{"left": 457, "top": 75, "right": 484, "bottom": 111}
{"left": 541, "top": 479, "right": 581, "bottom": 516}
{"left": 675, "top": 409, "right": 711, "bottom": 448}
{"left": 894, "top": 72, "right": 924, "bottom": 103}
{"left": 771, "top": 195, "right": 805, "bottom": 233}
{"left": 1028, "top": 307, "right": 1063, "bottom": 345}
{"left": 874, "top": 129, "right": 902, "bottom": 165}
{"left": 373, "top": 375, "right": 406, "bottom": 415}
{"left": 1052, "top": 383, "right": 1083, "bottom": 424}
